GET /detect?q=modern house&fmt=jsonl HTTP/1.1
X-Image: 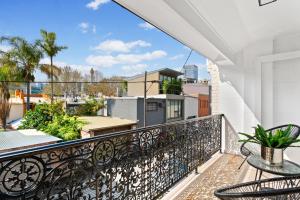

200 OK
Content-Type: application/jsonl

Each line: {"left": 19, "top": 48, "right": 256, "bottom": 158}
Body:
{"left": 127, "top": 68, "right": 183, "bottom": 96}
{"left": 106, "top": 94, "right": 185, "bottom": 127}
{"left": 103, "top": 68, "right": 187, "bottom": 127}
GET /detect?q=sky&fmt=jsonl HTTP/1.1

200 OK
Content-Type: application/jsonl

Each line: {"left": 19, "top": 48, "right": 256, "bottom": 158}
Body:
{"left": 0, "top": 0, "right": 210, "bottom": 81}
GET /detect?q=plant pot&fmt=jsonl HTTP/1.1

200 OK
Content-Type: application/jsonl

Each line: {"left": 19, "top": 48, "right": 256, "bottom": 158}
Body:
{"left": 261, "top": 146, "right": 283, "bottom": 166}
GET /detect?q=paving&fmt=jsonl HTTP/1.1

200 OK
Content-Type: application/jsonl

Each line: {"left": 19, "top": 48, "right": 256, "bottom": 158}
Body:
{"left": 174, "top": 154, "right": 250, "bottom": 200}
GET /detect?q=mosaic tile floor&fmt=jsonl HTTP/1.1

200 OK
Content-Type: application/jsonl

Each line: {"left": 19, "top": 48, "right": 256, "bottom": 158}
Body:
{"left": 174, "top": 154, "right": 249, "bottom": 200}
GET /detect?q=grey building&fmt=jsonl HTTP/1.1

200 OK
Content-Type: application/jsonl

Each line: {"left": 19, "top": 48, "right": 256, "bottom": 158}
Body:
{"left": 106, "top": 94, "right": 184, "bottom": 128}
{"left": 182, "top": 65, "right": 198, "bottom": 83}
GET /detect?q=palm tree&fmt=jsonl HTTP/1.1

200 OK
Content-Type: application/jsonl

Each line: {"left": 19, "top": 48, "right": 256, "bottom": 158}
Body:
{"left": 40, "top": 64, "right": 62, "bottom": 80}
{"left": 0, "top": 36, "right": 43, "bottom": 111}
{"left": 37, "top": 30, "right": 67, "bottom": 103}
{"left": 0, "top": 53, "right": 23, "bottom": 129}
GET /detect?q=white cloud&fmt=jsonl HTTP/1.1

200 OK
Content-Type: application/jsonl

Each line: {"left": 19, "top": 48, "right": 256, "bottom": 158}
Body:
{"left": 94, "top": 39, "right": 151, "bottom": 53}
{"left": 92, "top": 25, "right": 97, "bottom": 34}
{"left": 78, "top": 22, "right": 97, "bottom": 34}
{"left": 86, "top": 50, "right": 167, "bottom": 67}
{"left": 122, "top": 64, "right": 148, "bottom": 76}
{"left": 79, "top": 22, "right": 89, "bottom": 33}
{"left": 101, "top": 32, "right": 112, "bottom": 40}
{"left": 138, "top": 22, "right": 155, "bottom": 30}
{"left": 169, "top": 54, "right": 184, "bottom": 61}
{"left": 0, "top": 45, "right": 11, "bottom": 52}
{"left": 86, "top": 0, "right": 110, "bottom": 10}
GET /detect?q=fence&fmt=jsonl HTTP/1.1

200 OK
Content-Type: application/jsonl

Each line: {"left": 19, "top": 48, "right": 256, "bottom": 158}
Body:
{"left": 0, "top": 114, "right": 222, "bottom": 200}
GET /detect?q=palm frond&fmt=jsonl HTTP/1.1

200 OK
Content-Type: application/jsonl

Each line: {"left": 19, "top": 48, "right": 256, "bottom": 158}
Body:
{"left": 40, "top": 64, "right": 61, "bottom": 80}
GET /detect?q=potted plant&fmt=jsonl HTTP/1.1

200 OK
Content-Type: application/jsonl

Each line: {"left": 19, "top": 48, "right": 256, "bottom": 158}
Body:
{"left": 240, "top": 125, "right": 300, "bottom": 166}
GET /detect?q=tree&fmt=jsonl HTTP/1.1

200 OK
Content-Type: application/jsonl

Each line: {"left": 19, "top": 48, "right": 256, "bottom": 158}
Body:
{"left": 43, "top": 66, "right": 83, "bottom": 98}
{"left": 76, "top": 98, "right": 105, "bottom": 116}
{"left": 37, "top": 29, "right": 67, "bottom": 104}
{"left": 0, "top": 36, "right": 43, "bottom": 111}
{"left": 85, "top": 76, "right": 127, "bottom": 97}
{"left": 0, "top": 54, "right": 22, "bottom": 130}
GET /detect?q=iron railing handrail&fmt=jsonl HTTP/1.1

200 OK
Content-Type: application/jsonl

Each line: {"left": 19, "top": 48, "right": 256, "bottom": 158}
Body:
{"left": 0, "top": 114, "right": 223, "bottom": 161}
{"left": 0, "top": 114, "right": 223, "bottom": 200}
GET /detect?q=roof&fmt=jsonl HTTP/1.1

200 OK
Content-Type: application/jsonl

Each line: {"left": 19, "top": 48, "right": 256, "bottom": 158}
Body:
{"left": 127, "top": 68, "right": 183, "bottom": 80}
{"left": 183, "top": 83, "right": 210, "bottom": 95}
{"left": 115, "top": 0, "right": 300, "bottom": 66}
{"left": 0, "top": 129, "right": 61, "bottom": 153}
{"left": 80, "top": 116, "right": 137, "bottom": 131}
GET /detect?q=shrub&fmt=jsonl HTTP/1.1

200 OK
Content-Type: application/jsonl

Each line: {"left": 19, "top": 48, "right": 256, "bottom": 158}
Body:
{"left": 19, "top": 102, "right": 84, "bottom": 141}
{"left": 77, "top": 98, "right": 104, "bottom": 116}
{"left": 41, "top": 114, "right": 84, "bottom": 141}
{"left": 18, "top": 102, "right": 63, "bottom": 130}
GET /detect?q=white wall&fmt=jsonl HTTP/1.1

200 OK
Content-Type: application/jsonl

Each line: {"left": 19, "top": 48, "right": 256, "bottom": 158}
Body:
{"left": 212, "top": 32, "right": 300, "bottom": 163}
{"left": 184, "top": 96, "right": 198, "bottom": 119}
{"left": 7, "top": 103, "right": 23, "bottom": 123}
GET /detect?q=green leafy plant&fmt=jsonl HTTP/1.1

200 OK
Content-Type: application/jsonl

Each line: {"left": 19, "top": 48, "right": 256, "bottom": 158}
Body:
{"left": 18, "top": 102, "right": 63, "bottom": 130}
{"left": 239, "top": 124, "right": 300, "bottom": 149}
{"left": 162, "top": 79, "right": 182, "bottom": 95}
{"left": 40, "top": 114, "right": 84, "bottom": 141}
{"left": 19, "top": 102, "right": 84, "bottom": 141}
{"left": 76, "top": 98, "right": 105, "bottom": 116}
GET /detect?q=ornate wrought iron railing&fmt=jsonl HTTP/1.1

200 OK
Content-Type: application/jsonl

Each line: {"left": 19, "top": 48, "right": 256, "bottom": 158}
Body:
{"left": 0, "top": 114, "right": 223, "bottom": 200}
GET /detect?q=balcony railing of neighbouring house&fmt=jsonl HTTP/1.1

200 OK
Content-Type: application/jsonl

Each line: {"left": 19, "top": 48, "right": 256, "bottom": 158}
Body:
{"left": 0, "top": 114, "right": 223, "bottom": 200}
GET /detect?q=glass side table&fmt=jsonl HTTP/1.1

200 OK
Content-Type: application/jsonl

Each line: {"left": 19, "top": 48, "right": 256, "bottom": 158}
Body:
{"left": 247, "top": 155, "right": 300, "bottom": 181}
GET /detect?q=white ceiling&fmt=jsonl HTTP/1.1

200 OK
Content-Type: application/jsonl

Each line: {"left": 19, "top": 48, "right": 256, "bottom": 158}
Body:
{"left": 114, "top": 0, "right": 300, "bottom": 65}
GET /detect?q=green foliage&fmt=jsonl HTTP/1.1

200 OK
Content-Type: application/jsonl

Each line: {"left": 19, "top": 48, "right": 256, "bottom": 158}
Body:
{"left": 37, "top": 29, "right": 67, "bottom": 58}
{"left": 162, "top": 79, "right": 182, "bottom": 95}
{"left": 18, "top": 102, "right": 83, "bottom": 141}
{"left": 162, "top": 80, "right": 169, "bottom": 94}
{"left": 18, "top": 102, "right": 64, "bottom": 130}
{"left": 0, "top": 36, "right": 42, "bottom": 82}
{"left": 0, "top": 54, "right": 24, "bottom": 130}
{"left": 40, "top": 114, "right": 84, "bottom": 141}
{"left": 77, "top": 98, "right": 105, "bottom": 116}
{"left": 239, "top": 124, "right": 300, "bottom": 149}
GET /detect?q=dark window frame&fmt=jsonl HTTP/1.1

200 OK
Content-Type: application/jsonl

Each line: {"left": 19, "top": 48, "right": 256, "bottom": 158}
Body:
{"left": 147, "top": 102, "right": 159, "bottom": 111}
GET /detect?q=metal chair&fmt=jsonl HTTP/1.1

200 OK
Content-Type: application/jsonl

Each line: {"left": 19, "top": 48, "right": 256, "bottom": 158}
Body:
{"left": 214, "top": 175, "right": 300, "bottom": 200}
{"left": 238, "top": 124, "right": 300, "bottom": 170}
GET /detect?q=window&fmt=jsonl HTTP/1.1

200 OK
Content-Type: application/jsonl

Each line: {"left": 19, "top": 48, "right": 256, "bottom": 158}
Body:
{"left": 166, "top": 100, "right": 183, "bottom": 120}
{"left": 147, "top": 102, "right": 158, "bottom": 111}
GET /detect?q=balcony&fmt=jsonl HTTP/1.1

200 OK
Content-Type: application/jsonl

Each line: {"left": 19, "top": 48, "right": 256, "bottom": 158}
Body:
{"left": 0, "top": 114, "right": 226, "bottom": 200}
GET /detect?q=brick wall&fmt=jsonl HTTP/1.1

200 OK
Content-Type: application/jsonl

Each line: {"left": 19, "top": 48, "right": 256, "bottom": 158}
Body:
{"left": 207, "top": 60, "right": 220, "bottom": 115}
